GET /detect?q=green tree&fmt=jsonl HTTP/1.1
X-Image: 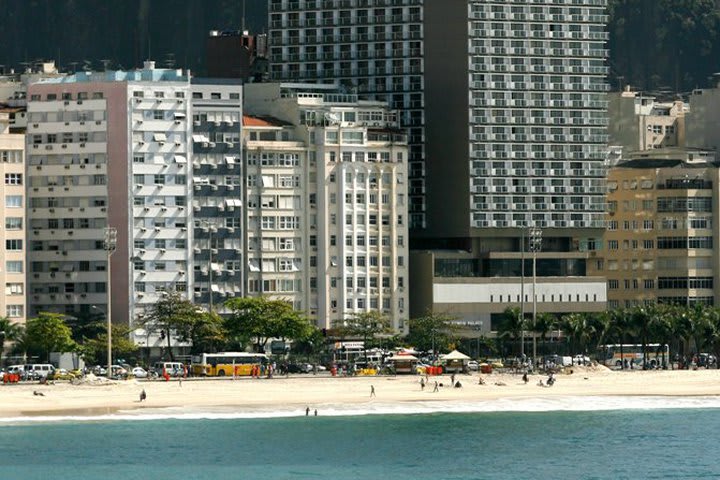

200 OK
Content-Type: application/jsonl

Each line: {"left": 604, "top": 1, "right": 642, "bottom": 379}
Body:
{"left": 0, "top": 317, "right": 24, "bottom": 365}
{"left": 140, "top": 292, "right": 204, "bottom": 361}
{"left": 332, "top": 311, "right": 392, "bottom": 361}
{"left": 188, "top": 310, "right": 227, "bottom": 354}
{"left": 82, "top": 324, "right": 139, "bottom": 366}
{"left": 496, "top": 306, "right": 527, "bottom": 356}
{"left": 225, "top": 297, "right": 312, "bottom": 352}
{"left": 25, "top": 312, "right": 75, "bottom": 362}
{"left": 405, "top": 310, "right": 459, "bottom": 354}
{"left": 291, "top": 327, "right": 327, "bottom": 361}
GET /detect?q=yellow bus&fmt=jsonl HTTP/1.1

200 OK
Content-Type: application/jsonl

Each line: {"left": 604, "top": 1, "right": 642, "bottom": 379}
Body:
{"left": 191, "top": 352, "right": 269, "bottom": 377}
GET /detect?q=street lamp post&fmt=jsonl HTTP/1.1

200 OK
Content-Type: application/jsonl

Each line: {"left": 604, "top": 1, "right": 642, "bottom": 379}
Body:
{"left": 103, "top": 227, "right": 117, "bottom": 380}
{"left": 520, "top": 227, "right": 525, "bottom": 358}
{"left": 529, "top": 226, "right": 542, "bottom": 365}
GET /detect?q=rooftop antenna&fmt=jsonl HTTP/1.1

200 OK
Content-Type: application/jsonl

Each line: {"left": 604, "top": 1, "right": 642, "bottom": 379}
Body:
{"left": 242, "top": 0, "right": 246, "bottom": 32}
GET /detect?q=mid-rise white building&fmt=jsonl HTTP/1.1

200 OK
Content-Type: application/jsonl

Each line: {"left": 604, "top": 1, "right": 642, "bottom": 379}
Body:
{"left": 245, "top": 83, "right": 409, "bottom": 331}
{"left": 27, "top": 61, "right": 193, "bottom": 328}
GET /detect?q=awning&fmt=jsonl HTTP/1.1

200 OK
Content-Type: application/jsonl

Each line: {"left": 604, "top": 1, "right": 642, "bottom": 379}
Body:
{"left": 153, "top": 133, "right": 167, "bottom": 142}
{"left": 387, "top": 355, "right": 419, "bottom": 362}
{"left": 211, "top": 285, "right": 221, "bottom": 292}
{"left": 442, "top": 350, "right": 471, "bottom": 361}
{"left": 62, "top": 264, "right": 74, "bottom": 272}
{"left": 174, "top": 155, "right": 187, "bottom": 164}
{"left": 192, "top": 134, "right": 210, "bottom": 143}
{"left": 248, "top": 259, "right": 260, "bottom": 272}
{"left": 173, "top": 112, "right": 186, "bottom": 119}
{"left": 225, "top": 199, "right": 242, "bottom": 207}
{"left": 224, "top": 156, "right": 236, "bottom": 164}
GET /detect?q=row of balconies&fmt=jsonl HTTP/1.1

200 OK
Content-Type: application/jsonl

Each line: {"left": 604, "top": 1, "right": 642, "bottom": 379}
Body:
{"left": 271, "top": 31, "right": 422, "bottom": 45}
{"left": 271, "top": 48, "right": 423, "bottom": 62}
{"left": 271, "top": 0, "right": 421, "bottom": 11}
{"left": 271, "top": 13, "right": 421, "bottom": 29}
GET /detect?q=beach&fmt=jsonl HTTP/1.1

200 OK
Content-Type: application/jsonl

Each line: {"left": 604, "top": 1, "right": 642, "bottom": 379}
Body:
{"left": 3, "top": 366, "right": 720, "bottom": 418}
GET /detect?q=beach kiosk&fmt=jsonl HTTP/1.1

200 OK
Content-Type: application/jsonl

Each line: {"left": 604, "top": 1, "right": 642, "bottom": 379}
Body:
{"left": 442, "top": 350, "right": 471, "bottom": 373}
{"left": 387, "top": 354, "right": 419, "bottom": 374}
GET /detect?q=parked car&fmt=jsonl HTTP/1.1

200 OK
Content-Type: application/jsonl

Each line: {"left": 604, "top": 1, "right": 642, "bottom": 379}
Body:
{"left": 131, "top": 367, "right": 148, "bottom": 378}
{"left": 467, "top": 360, "right": 480, "bottom": 371}
{"left": 48, "top": 368, "right": 76, "bottom": 381}
{"left": 573, "top": 355, "right": 591, "bottom": 365}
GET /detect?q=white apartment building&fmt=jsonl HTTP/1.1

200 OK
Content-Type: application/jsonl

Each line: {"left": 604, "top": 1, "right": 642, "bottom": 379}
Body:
{"left": 27, "top": 62, "right": 193, "bottom": 330}
{"left": 0, "top": 113, "right": 26, "bottom": 324}
{"left": 268, "top": 0, "right": 426, "bottom": 230}
{"left": 245, "top": 83, "right": 409, "bottom": 331}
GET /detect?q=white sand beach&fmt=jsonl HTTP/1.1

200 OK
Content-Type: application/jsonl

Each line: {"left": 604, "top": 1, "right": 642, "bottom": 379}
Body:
{"left": 3, "top": 366, "right": 720, "bottom": 418}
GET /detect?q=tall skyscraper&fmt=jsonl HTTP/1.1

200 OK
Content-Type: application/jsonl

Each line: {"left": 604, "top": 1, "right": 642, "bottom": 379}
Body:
{"left": 268, "top": 0, "right": 426, "bottom": 229}
{"left": 269, "top": 1, "right": 610, "bottom": 330}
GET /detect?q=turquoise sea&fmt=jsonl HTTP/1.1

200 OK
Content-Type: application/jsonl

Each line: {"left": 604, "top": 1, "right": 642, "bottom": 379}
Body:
{"left": 1, "top": 397, "right": 719, "bottom": 479}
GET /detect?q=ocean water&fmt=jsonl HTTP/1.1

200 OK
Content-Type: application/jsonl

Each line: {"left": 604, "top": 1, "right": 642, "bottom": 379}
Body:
{"left": 1, "top": 397, "right": 720, "bottom": 479}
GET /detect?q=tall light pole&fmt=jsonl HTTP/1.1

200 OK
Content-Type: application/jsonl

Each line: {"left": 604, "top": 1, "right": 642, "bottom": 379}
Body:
{"left": 529, "top": 226, "right": 542, "bottom": 365}
{"left": 520, "top": 227, "right": 525, "bottom": 358}
{"left": 103, "top": 227, "right": 117, "bottom": 379}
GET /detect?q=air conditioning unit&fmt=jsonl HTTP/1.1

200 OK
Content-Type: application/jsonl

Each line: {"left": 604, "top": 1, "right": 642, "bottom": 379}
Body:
{"left": 144, "top": 207, "right": 150, "bottom": 211}
{"left": 160, "top": 249, "right": 166, "bottom": 253}
{"left": 161, "top": 207, "right": 168, "bottom": 211}
{"left": 175, "top": 121, "right": 181, "bottom": 125}
{"left": 154, "top": 227, "right": 161, "bottom": 232}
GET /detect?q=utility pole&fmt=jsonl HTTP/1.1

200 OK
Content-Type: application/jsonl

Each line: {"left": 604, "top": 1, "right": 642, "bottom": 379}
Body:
{"left": 529, "top": 226, "right": 542, "bottom": 365}
{"left": 103, "top": 227, "right": 117, "bottom": 379}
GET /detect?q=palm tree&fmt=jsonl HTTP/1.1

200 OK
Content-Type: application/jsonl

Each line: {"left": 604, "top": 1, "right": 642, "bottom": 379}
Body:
{"left": 532, "top": 312, "right": 556, "bottom": 358}
{"left": 496, "top": 306, "right": 526, "bottom": 357}
{"left": 0, "top": 317, "right": 23, "bottom": 366}
{"left": 560, "top": 313, "right": 596, "bottom": 362}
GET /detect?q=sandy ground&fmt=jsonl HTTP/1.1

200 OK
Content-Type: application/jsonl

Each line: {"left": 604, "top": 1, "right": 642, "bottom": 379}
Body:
{"left": 4, "top": 366, "right": 720, "bottom": 417}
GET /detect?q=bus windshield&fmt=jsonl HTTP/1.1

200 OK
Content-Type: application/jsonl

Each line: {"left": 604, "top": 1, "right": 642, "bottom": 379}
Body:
{"left": 597, "top": 344, "right": 669, "bottom": 369}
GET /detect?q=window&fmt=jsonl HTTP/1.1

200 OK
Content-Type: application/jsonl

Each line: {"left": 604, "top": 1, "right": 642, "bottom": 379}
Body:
{"left": 6, "top": 305, "right": 23, "bottom": 318}
{"left": 5, "top": 173, "right": 22, "bottom": 185}
{"left": 5, "top": 283, "right": 23, "bottom": 295}
{"left": 5, "top": 196, "right": 21, "bottom": 207}
{"left": 6, "top": 261, "right": 22, "bottom": 273}
{"left": 5, "top": 218, "right": 21, "bottom": 229}
{"left": 5, "top": 240, "right": 22, "bottom": 250}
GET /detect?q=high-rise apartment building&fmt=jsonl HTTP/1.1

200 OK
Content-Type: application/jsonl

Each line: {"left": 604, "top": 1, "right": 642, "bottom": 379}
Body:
{"left": 190, "top": 80, "right": 244, "bottom": 313}
{"left": 26, "top": 62, "right": 193, "bottom": 328}
{"left": 268, "top": 1, "right": 611, "bottom": 332}
{"left": 268, "top": 0, "right": 426, "bottom": 229}
{"left": 244, "top": 83, "right": 409, "bottom": 331}
{"left": 0, "top": 113, "right": 26, "bottom": 325}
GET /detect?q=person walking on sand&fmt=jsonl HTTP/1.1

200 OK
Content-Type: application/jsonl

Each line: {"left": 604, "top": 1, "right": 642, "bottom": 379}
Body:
{"left": 522, "top": 372, "right": 528, "bottom": 384}
{"left": 420, "top": 378, "right": 425, "bottom": 390}
{"left": 370, "top": 385, "right": 376, "bottom": 397}
{"left": 433, "top": 381, "right": 439, "bottom": 392}
{"left": 140, "top": 389, "right": 147, "bottom": 402}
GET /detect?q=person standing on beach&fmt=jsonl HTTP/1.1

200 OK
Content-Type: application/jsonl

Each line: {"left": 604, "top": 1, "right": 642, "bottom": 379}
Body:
{"left": 370, "top": 385, "right": 376, "bottom": 397}
{"left": 306, "top": 406, "right": 310, "bottom": 416}
{"left": 140, "top": 389, "right": 147, "bottom": 402}
{"left": 420, "top": 378, "right": 425, "bottom": 390}
{"left": 433, "top": 381, "right": 439, "bottom": 392}
{"left": 314, "top": 409, "right": 318, "bottom": 416}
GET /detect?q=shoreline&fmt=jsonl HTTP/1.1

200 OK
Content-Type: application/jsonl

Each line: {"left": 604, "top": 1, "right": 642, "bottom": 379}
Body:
{"left": 3, "top": 367, "right": 720, "bottom": 420}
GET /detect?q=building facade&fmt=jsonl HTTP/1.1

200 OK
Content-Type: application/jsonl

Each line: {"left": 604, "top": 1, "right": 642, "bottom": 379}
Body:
{"left": 268, "top": 0, "right": 426, "bottom": 229}
{"left": 608, "top": 88, "right": 686, "bottom": 153}
{"left": 0, "top": 113, "right": 26, "bottom": 325}
{"left": 26, "top": 62, "right": 193, "bottom": 331}
{"left": 589, "top": 152, "right": 719, "bottom": 309}
{"left": 244, "top": 83, "right": 409, "bottom": 331}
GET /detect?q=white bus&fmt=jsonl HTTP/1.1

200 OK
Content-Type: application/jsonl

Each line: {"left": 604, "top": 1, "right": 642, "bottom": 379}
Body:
{"left": 597, "top": 344, "right": 670, "bottom": 369}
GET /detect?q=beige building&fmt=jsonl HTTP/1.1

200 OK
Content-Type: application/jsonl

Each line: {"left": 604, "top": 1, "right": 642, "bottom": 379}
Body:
{"left": 608, "top": 88, "right": 686, "bottom": 153}
{"left": 590, "top": 151, "right": 719, "bottom": 308}
{"left": 0, "top": 113, "right": 26, "bottom": 324}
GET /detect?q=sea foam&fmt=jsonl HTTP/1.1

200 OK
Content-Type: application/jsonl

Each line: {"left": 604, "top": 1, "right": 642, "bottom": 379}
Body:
{"left": 2, "top": 395, "right": 720, "bottom": 424}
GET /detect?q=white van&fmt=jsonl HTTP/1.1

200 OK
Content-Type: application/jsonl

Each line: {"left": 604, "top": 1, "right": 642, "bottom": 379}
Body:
{"left": 153, "top": 362, "right": 185, "bottom": 377}
{"left": 24, "top": 364, "right": 56, "bottom": 379}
